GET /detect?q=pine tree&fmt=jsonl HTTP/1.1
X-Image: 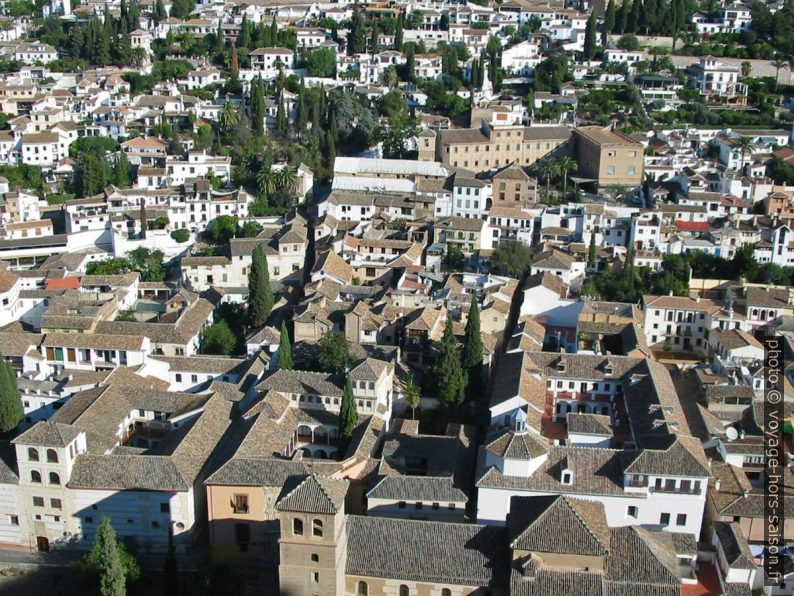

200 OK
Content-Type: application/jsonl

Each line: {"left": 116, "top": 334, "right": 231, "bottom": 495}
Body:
{"left": 462, "top": 296, "right": 483, "bottom": 397}
{"left": 95, "top": 517, "right": 126, "bottom": 596}
{"left": 247, "top": 244, "right": 273, "bottom": 327}
{"left": 435, "top": 317, "right": 466, "bottom": 411}
{"left": 583, "top": 12, "right": 597, "bottom": 61}
{"left": 337, "top": 375, "right": 358, "bottom": 455}
{"left": 0, "top": 353, "right": 22, "bottom": 433}
{"left": 277, "top": 321, "right": 293, "bottom": 370}
{"left": 394, "top": 16, "right": 404, "bottom": 51}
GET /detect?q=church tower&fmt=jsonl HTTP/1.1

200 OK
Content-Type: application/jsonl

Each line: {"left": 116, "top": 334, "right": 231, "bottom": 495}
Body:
{"left": 276, "top": 474, "right": 349, "bottom": 596}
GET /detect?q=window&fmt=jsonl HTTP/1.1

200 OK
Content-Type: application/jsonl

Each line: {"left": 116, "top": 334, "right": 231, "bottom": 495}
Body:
{"left": 676, "top": 514, "right": 687, "bottom": 526}
{"left": 607, "top": 166, "right": 616, "bottom": 175}
{"left": 33, "top": 496, "right": 44, "bottom": 507}
{"left": 432, "top": 503, "right": 440, "bottom": 510}
{"left": 312, "top": 572, "right": 319, "bottom": 583}
{"left": 660, "top": 512, "right": 670, "bottom": 525}
{"left": 175, "top": 374, "right": 182, "bottom": 382}
{"left": 399, "top": 586, "right": 410, "bottom": 596}
{"left": 442, "top": 590, "right": 452, "bottom": 596}
{"left": 46, "top": 449, "right": 58, "bottom": 463}
{"left": 31, "top": 471, "right": 41, "bottom": 483}
{"left": 312, "top": 519, "right": 323, "bottom": 538}
{"left": 448, "top": 503, "right": 455, "bottom": 511}
{"left": 160, "top": 503, "right": 170, "bottom": 513}
{"left": 293, "top": 518, "right": 304, "bottom": 536}
{"left": 311, "top": 553, "right": 319, "bottom": 563}
{"left": 627, "top": 506, "right": 638, "bottom": 518}
{"left": 232, "top": 494, "right": 249, "bottom": 514}
{"left": 9, "top": 515, "right": 18, "bottom": 526}
{"left": 49, "top": 472, "right": 60, "bottom": 485}
{"left": 415, "top": 502, "right": 423, "bottom": 510}
{"left": 357, "top": 581, "right": 368, "bottom": 596}
{"left": 398, "top": 501, "right": 406, "bottom": 509}
{"left": 627, "top": 166, "right": 636, "bottom": 175}
{"left": 28, "top": 448, "right": 39, "bottom": 461}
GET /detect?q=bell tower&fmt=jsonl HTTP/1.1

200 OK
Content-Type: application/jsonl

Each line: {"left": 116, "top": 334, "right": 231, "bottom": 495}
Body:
{"left": 276, "top": 474, "right": 349, "bottom": 596}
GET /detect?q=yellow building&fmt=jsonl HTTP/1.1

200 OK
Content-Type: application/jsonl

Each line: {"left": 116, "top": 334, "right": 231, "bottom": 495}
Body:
{"left": 573, "top": 126, "right": 644, "bottom": 188}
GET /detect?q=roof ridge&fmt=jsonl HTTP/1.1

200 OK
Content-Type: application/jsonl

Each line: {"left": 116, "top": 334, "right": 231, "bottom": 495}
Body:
{"left": 563, "top": 497, "right": 609, "bottom": 552}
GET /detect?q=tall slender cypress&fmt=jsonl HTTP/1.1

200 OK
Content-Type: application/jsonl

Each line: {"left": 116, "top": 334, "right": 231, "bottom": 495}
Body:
{"left": 277, "top": 321, "right": 293, "bottom": 370}
{"left": 248, "top": 244, "right": 273, "bottom": 327}
{"left": 0, "top": 352, "right": 21, "bottom": 433}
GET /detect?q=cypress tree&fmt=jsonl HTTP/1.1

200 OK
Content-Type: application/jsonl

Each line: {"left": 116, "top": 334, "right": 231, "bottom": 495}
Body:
{"left": 347, "top": 12, "right": 366, "bottom": 55}
{"left": 153, "top": 0, "right": 165, "bottom": 25}
{"left": 113, "top": 153, "right": 131, "bottom": 187}
{"left": 604, "top": 0, "right": 617, "bottom": 38}
{"left": 394, "top": 16, "right": 404, "bottom": 51}
{"left": 338, "top": 375, "right": 358, "bottom": 456}
{"left": 326, "top": 129, "right": 336, "bottom": 168}
{"left": 462, "top": 296, "right": 483, "bottom": 396}
{"left": 96, "top": 517, "right": 126, "bottom": 596}
{"left": 239, "top": 15, "right": 251, "bottom": 48}
{"left": 405, "top": 44, "right": 416, "bottom": 82}
{"left": 248, "top": 244, "right": 273, "bottom": 327}
{"left": 251, "top": 77, "right": 265, "bottom": 136}
{"left": 163, "top": 537, "right": 178, "bottom": 595}
{"left": 370, "top": 24, "right": 379, "bottom": 54}
{"left": 214, "top": 21, "right": 224, "bottom": 54}
{"left": 275, "top": 93, "right": 287, "bottom": 136}
{"left": 296, "top": 79, "right": 308, "bottom": 132}
{"left": 0, "top": 352, "right": 22, "bottom": 433}
{"left": 617, "top": 0, "right": 630, "bottom": 34}
{"left": 277, "top": 321, "right": 293, "bottom": 370}
{"left": 583, "top": 12, "right": 597, "bottom": 60}
{"left": 588, "top": 231, "right": 597, "bottom": 268}
{"left": 269, "top": 16, "right": 278, "bottom": 47}
{"left": 435, "top": 316, "right": 466, "bottom": 412}
{"left": 628, "top": 0, "right": 642, "bottom": 33}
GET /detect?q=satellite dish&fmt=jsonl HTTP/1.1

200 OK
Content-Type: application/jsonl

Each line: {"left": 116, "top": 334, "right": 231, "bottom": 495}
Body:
{"left": 725, "top": 427, "right": 739, "bottom": 441}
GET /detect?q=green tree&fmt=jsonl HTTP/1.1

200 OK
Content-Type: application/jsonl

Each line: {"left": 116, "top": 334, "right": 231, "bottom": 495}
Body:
{"left": 557, "top": 155, "right": 578, "bottom": 195}
{"left": 394, "top": 16, "right": 403, "bottom": 51}
{"left": 275, "top": 93, "right": 287, "bottom": 136}
{"left": 604, "top": 0, "right": 617, "bottom": 40}
{"left": 112, "top": 152, "right": 131, "bottom": 187}
{"left": 461, "top": 296, "right": 483, "bottom": 397}
{"left": 203, "top": 320, "right": 238, "bottom": 355}
{"left": 584, "top": 12, "right": 597, "bottom": 60}
{"left": 587, "top": 231, "right": 597, "bottom": 268}
{"left": 170, "top": 228, "right": 190, "bottom": 243}
{"left": 208, "top": 215, "right": 239, "bottom": 244}
{"left": 617, "top": 33, "right": 640, "bottom": 50}
{"left": 238, "top": 220, "right": 262, "bottom": 237}
{"left": 404, "top": 376, "right": 421, "bottom": 419}
{"left": 316, "top": 332, "right": 352, "bottom": 374}
{"left": 153, "top": 0, "right": 166, "bottom": 25}
{"left": 537, "top": 157, "right": 559, "bottom": 196}
{"left": 95, "top": 517, "right": 126, "bottom": 596}
{"left": 347, "top": 12, "right": 366, "bottom": 55}
{"left": 734, "top": 136, "right": 755, "bottom": 174}
{"left": 405, "top": 43, "right": 416, "bottom": 82}
{"left": 338, "top": 375, "right": 358, "bottom": 455}
{"left": 277, "top": 321, "right": 293, "bottom": 370}
{"left": 248, "top": 244, "right": 273, "bottom": 327}
{"left": 771, "top": 55, "right": 788, "bottom": 91}
{"left": 370, "top": 23, "right": 379, "bottom": 54}
{"left": 435, "top": 317, "right": 466, "bottom": 412}
{"left": 0, "top": 353, "right": 22, "bottom": 433}
{"left": 306, "top": 48, "right": 336, "bottom": 77}
{"left": 490, "top": 241, "right": 534, "bottom": 278}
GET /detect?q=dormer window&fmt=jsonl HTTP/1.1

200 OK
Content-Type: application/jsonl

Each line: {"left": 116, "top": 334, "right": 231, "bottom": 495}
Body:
{"left": 561, "top": 468, "right": 573, "bottom": 485}
{"left": 556, "top": 358, "right": 566, "bottom": 372}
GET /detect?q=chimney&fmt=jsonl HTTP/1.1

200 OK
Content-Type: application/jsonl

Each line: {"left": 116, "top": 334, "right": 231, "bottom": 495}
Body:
{"left": 715, "top": 480, "right": 721, "bottom": 491}
{"left": 668, "top": 290, "right": 674, "bottom": 296}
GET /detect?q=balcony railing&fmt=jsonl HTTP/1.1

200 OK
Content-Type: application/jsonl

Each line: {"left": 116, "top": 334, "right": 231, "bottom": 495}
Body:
{"left": 649, "top": 485, "right": 702, "bottom": 496}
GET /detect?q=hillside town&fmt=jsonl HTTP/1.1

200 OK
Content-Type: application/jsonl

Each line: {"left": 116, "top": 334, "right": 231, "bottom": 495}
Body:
{"left": 0, "top": 0, "right": 789, "bottom": 594}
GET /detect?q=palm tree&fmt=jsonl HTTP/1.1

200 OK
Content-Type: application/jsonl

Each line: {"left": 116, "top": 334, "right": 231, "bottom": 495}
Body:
{"left": 276, "top": 166, "right": 298, "bottom": 192}
{"left": 557, "top": 156, "right": 578, "bottom": 196}
{"left": 404, "top": 377, "right": 421, "bottom": 420}
{"left": 771, "top": 56, "right": 788, "bottom": 91}
{"left": 219, "top": 102, "right": 239, "bottom": 133}
{"left": 257, "top": 166, "right": 277, "bottom": 196}
{"left": 537, "top": 158, "right": 559, "bottom": 197}
{"left": 734, "top": 136, "right": 755, "bottom": 174}
{"left": 131, "top": 46, "right": 148, "bottom": 68}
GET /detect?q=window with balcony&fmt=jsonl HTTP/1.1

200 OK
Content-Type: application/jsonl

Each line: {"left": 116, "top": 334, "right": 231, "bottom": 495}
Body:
{"left": 232, "top": 494, "right": 249, "bottom": 514}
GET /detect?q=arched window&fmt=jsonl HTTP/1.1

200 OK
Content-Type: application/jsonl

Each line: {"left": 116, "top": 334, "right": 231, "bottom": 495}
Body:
{"left": 30, "top": 470, "right": 41, "bottom": 483}
{"left": 312, "top": 518, "right": 323, "bottom": 538}
{"left": 442, "top": 590, "right": 451, "bottom": 596}
{"left": 357, "top": 581, "right": 368, "bottom": 596}
{"left": 293, "top": 518, "right": 303, "bottom": 536}
{"left": 399, "top": 585, "right": 410, "bottom": 596}
{"left": 46, "top": 449, "right": 58, "bottom": 463}
{"left": 28, "top": 448, "right": 39, "bottom": 461}
{"left": 311, "top": 553, "right": 319, "bottom": 563}
{"left": 48, "top": 472, "right": 60, "bottom": 485}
